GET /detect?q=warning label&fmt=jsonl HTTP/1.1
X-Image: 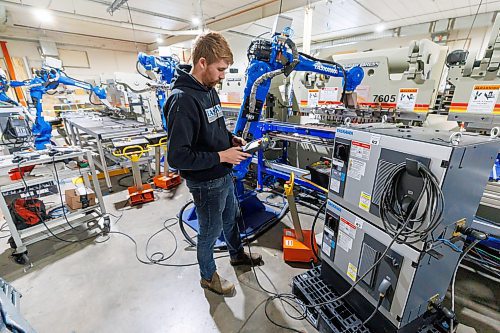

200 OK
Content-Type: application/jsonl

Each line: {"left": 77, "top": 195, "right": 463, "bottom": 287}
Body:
{"left": 347, "top": 159, "right": 366, "bottom": 181}
{"left": 347, "top": 263, "right": 357, "bottom": 282}
{"left": 397, "top": 88, "right": 418, "bottom": 112}
{"left": 359, "top": 192, "right": 372, "bottom": 212}
{"left": 467, "top": 84, "right": 500, "bottom": 114}
{"left": 307, "top": 89, "right": 320, "bottom": 107}
{"left": 338, "top": 231, "right": 353, "bottom": 252}
{"left": 351, "top": 141, "right": 371, "bottom": 160}
{"left": 340, "top": 217, "right": 357, "bottom": 238}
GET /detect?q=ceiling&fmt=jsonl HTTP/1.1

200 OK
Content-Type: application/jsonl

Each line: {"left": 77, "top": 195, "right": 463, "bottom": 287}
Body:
{"left": 0, "top": 0, "right": 320, "bottom": 48}
{"left": 0, "top": 0, "right": 498, "bottom": 50}
{"left": 230, "top": 0, "right": 500, "bottom": 43}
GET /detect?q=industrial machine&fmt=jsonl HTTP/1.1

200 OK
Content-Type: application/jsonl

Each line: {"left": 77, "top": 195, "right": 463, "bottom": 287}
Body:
{"left": 27, "top": 58, "right": 118, "bottom": 149}
{"left": 180, "top": 24, "right": 364, "bottom": 246}
{"left": 136, "top": 52, "right": 178, "bottom": 129}
{"left": 293, "top": 39, "right": 448, "bottom": 124}
{"left": 446, "top": 15, "right": 500, "bottom": 131}
{"left": 320, "top": 124, "right": 498, "bottom": 332}
{"left": 443, "top": 15, "right": 500, "bottom": 241}
{"left": 104, "top": 72, "right": 161, "bottom": 126}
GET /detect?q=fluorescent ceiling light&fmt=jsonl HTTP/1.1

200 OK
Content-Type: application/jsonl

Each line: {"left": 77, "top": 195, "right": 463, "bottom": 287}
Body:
{"left": 32, "top": 8, "right": 53, "bottom": 23}
{"left": 375, "top": 24, "right": 385, "bottom": 32}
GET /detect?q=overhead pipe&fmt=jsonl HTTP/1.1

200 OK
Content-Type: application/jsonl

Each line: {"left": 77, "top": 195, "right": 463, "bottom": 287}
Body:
{"left": 0, "top": 1, "right": 201, "bottom": 36}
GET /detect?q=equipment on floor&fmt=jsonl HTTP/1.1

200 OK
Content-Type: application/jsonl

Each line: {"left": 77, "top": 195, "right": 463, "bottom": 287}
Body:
{"left": 282, "top": 172, "right": 318, "bottom": 264}
{"left": 320, "top": 124, "right": 497, "bottom": 332}
{"left": 112, "top": 137, "right": 154, "bottom": 205}
{"left": 9, "top": 198, "right": 48, "bottom": 230}
{"left": 180, "top": 27, "right": 364, "bottom": 247}
{"left": 137, "top": 52, "right": 179, "bottom": 128}
{"left": 144, "top": 133, "right": 181, "bottom": 190}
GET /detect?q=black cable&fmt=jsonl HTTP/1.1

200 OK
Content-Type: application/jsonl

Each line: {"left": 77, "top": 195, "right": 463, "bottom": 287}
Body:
{"left": 136, "top": 61, "right": 151, "bottom": 80}
{"left": 107, "top": 217, "right": 230, "bottom": 267}
{"left": 362, "top": 295, "right": 383, "bottom": 326}
{"left": 311, "top": 201, "right": 326, "bottom": 262}
{"left": 379, "top": 161, "right": 444, "bottom": 245}
{"left": 231, "top": 177, "right": 306, "bottom": 332}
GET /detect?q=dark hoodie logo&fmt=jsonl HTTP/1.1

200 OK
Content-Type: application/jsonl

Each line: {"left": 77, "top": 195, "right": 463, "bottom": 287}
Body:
{"left": 205, "top": 104, "right": 223, "bottom": 123}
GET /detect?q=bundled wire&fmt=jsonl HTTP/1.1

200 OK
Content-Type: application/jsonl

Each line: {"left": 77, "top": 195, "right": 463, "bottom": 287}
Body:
{"left": 379, "top": 161, "right": 444, "bottom": 245}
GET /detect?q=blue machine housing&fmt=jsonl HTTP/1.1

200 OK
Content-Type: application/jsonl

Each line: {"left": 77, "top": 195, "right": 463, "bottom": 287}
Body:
{"left": 137, "top": 52, "right": 178, "bottom": 129}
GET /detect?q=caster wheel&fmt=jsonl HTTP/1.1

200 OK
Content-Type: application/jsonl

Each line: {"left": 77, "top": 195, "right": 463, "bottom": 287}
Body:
{"left": 8, "top": 237, "right": 16, "bottom": 249}
{"left": 103, "top": 216, "right": 111, "bottom": 234}
{"left": 13, "top": 252, "right": 29, "bottom": 265}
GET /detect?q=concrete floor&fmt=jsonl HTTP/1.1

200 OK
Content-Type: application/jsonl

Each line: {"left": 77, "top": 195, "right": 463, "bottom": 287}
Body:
{"left": 0, "top": 179, "right": 498, "bottom": 333}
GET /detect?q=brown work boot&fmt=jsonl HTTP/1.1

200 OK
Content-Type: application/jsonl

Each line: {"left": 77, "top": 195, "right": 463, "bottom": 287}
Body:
{"left": 200, "top": 272, "right": 235, "bottom": 295}
{"left": 230, "top": 251, "right": 263, "bottom": 267}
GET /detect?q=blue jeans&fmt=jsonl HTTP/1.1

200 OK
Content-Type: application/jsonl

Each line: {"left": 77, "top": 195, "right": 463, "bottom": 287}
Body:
{"left": 186, "top": 173, "right": 243, "bottom": 280}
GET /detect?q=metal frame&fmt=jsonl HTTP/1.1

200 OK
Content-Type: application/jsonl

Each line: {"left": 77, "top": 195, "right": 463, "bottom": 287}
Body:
{"left": 0, "top": 150, "right": 106, "bottom": 255}
{"left": 255, "top": 121, "right": 336, "bottom": 191}
{"left": 62, "top": 113, "right": 156, "bottom": 192}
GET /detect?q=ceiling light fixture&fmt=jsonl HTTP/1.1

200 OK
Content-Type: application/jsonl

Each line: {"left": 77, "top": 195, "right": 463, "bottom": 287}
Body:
{"left": 375, "top": 24, "right": 385, "bottom": 33}
{"left": 156, "top": 37, "right": 164, "bottom": 44}
{"left": 192, "top": 17, "right": 201, "bottom": 25}
{"left": 32, "top": 8, "right": 53, "bottom": 23}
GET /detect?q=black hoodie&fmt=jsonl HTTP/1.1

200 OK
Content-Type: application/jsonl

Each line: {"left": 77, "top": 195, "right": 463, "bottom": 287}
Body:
{"left": 164, "top": 65, "right": 234, "bottom": 182}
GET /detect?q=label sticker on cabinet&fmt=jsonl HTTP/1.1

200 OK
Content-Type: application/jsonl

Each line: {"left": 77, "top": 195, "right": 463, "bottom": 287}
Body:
{"left": 322, "top": 241, "right": 331, "bottom": 257}
{"left": 351, "top": 141, "right": 371, "bottom": 160}
{"left": 337, "top": 231, "right": 353, "bottom": 252}
{"left": 330, "top": 178, "right": 341, "bottom": 193}
{"left": 340, "top": 217, "right": 357, "bottom": 238}
{"left": 347, "top": 263, "right": 358, "bottom": 282}
{"left": 359, "top": 192, "right": 372, "bottom": 212}
{"left": 347, "top": 159, "right": 366, "bottom": 180}
{"left": 354, "top": 216, "right": 364, "bottom": 229}
{"left": 370, "top": 134, "right": 381, "bottom": 145}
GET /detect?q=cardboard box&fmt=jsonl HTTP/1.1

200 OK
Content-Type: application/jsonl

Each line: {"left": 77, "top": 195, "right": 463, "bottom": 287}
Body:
{"left": 65, "top": 187, "right": 96, "bottom": 210}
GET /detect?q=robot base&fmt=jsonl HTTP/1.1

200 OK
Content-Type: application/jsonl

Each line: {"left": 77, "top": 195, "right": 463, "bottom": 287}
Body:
{"left": 153, "top": 173, "right": 181, "bottom": 190}
{"left": 181, "top": 191, "right": 284, "bottom": 248}
{"left": 283, "top": 229, "right": 318, "bottom": 264}
{"left": 128, "top": 184, "right": 155, "bottom": 206}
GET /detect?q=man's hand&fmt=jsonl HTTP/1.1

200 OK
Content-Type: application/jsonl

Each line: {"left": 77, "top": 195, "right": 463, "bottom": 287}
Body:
{"left": 231, "top": 136, "right": 247, "bottom": 147}
{"left": 219, "top": 147, "right": 251, "bottom": 165}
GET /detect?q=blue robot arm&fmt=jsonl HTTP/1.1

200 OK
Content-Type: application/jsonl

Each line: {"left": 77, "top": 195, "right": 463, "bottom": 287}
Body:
{"left": 137, "top": 52, "right": 179, "bottom": 129}
{"left": 232, "top": 34, "right": 364, "bottom": 180}
{"left": 29, "top": 67, "right": 114, "bottom": 149}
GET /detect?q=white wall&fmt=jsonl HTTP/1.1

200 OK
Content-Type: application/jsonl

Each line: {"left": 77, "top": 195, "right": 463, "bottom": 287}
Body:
{"left": 0, "top": 38, "right": 140, "bottom": 83}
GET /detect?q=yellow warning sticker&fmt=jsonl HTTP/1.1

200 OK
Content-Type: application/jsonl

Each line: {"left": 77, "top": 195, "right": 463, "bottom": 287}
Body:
{"left": 473, "top": 85, "right": 500, "bottom": 90}
{"left": 359, "top": 191, "right": 371, "bottom": 212}
{"left": 347, "top": 263, "right": 357, "bottom": 282}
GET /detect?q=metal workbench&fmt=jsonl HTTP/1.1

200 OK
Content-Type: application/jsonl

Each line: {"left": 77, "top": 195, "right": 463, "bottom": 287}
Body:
{"left": 62, "top": 112, "right": 159, "bottom": 192}
{"left": 0, "top": 149, "right": 107, "bottom": 264}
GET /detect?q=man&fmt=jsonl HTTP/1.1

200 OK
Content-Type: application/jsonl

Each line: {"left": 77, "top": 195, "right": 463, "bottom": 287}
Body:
{"left": 165, "top": 32, "right": 262, "bottom": 296}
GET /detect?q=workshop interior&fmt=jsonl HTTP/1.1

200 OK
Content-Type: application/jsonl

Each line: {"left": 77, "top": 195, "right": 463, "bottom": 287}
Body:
{"left": 0, "top": 0, "right": 498, "bottom": 332}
